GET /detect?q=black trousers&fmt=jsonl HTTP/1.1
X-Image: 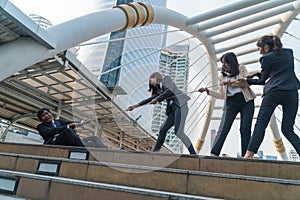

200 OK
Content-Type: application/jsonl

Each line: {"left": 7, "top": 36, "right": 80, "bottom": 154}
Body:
{"left": 247, "top": 90, "right": 300, "bottom": 154}
{"left": 211, "top": 93, "right": 254, "bottom": 157}
{"left": 153, "top": 103, "right": 196, "bottom": 154}
{"left": 52, "top": 128, "right": 84, "bottom": 147}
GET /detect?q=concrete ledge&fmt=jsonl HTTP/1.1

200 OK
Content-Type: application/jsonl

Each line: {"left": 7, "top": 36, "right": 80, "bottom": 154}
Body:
{"left": 1, "top": 142, "right": 300, "bottom": 181}
{"left": 0, "top": 143, "right": 50, "bottom": 156}
{"left": 0, "top": 152, "right": 300, "bottom": 199}
{"left": 0, "top": 169, "right": 220, "bottom": 200}
{"left": 199, "top": 156, "right": 300, "bottom": 180}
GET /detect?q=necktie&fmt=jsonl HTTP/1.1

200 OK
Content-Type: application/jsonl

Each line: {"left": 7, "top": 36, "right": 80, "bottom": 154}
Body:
{"left": 52, "top": 121, "right": 57, "bottom": 127}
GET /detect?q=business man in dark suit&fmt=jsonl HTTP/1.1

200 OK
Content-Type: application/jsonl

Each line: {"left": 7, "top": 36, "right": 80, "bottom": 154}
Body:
{"left": 37, "top": 108, "right": 86, "bottom": 147}
{"left": 126, "top": 72, "right": 196, "bottom": 154}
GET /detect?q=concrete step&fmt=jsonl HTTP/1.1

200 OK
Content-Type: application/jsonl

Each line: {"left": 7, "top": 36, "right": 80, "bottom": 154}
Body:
{"left": 1, "top": 142, "right": 300, "bottom": 181}
{"left": 0, "top": 152, "right": 299, "bottom": 200}
{"left": 0, "top": 169, "right": 222, "bottom": 200}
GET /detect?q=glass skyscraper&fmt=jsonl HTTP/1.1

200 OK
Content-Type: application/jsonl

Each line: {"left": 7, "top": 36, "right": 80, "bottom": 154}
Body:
{"left": 77, "top": 0, "right": 168, "bottom": 132}
{"left": 76, "top": 0, "right": 116, "bottom": 75}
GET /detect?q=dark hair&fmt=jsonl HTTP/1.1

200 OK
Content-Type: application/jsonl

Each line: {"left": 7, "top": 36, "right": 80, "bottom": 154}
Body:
{"left": 220, "top": 52, "right": 240, "bottom": 77}
{"left": 148, "top": 72, "right": 163, "bottom": 96}
{"left": 256, "top": 35, "right": 282, "bottom": 54}
{"left": 37, "top": 108, "right": 51, "bottom": 120}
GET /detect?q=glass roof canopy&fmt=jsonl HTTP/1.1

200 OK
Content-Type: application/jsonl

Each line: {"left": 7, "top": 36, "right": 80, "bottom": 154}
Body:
{"left": 0, "top": 50, "right": 164, "bottom": 151}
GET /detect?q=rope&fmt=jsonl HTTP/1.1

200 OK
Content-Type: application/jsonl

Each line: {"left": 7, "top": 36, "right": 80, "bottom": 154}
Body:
{"left": 127, "top": 73, "right": 249, "bottom": 142}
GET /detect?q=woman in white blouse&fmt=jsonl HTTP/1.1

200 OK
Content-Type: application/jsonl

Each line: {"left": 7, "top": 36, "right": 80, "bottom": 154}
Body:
{"left": 198, "top": 52, "right": 256, "bottom": 157}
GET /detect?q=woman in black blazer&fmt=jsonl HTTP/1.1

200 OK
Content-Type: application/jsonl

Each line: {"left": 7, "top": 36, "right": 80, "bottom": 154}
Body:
{"left": 126, "top": 72, "right": 196, "bottom": 154}
{"left": 244, "top": 35, "right": 300, "bottom": 158}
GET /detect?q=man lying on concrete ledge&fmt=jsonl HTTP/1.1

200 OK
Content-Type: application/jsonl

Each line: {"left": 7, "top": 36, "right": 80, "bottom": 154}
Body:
{"left": 36, "top": 108, "right": 107, "bottom": 148}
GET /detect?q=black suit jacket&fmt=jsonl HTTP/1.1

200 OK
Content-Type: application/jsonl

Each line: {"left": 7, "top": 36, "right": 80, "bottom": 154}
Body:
{"left": 37, "top": 119, "right": 72, "bottom": 144}
{"left": 138, "top": 76, "right": 190, "bottom": 107}
{"left": 247, "top": 48, "right": 300, "bottom": 95}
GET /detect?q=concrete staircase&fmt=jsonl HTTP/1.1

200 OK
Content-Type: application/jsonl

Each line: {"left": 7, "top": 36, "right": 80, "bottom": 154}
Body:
{"left": 0, "top": 142, "right": 299, "bottom": 199}
{"left": 0, "top": 169, "right": 219, "bottom": 200}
